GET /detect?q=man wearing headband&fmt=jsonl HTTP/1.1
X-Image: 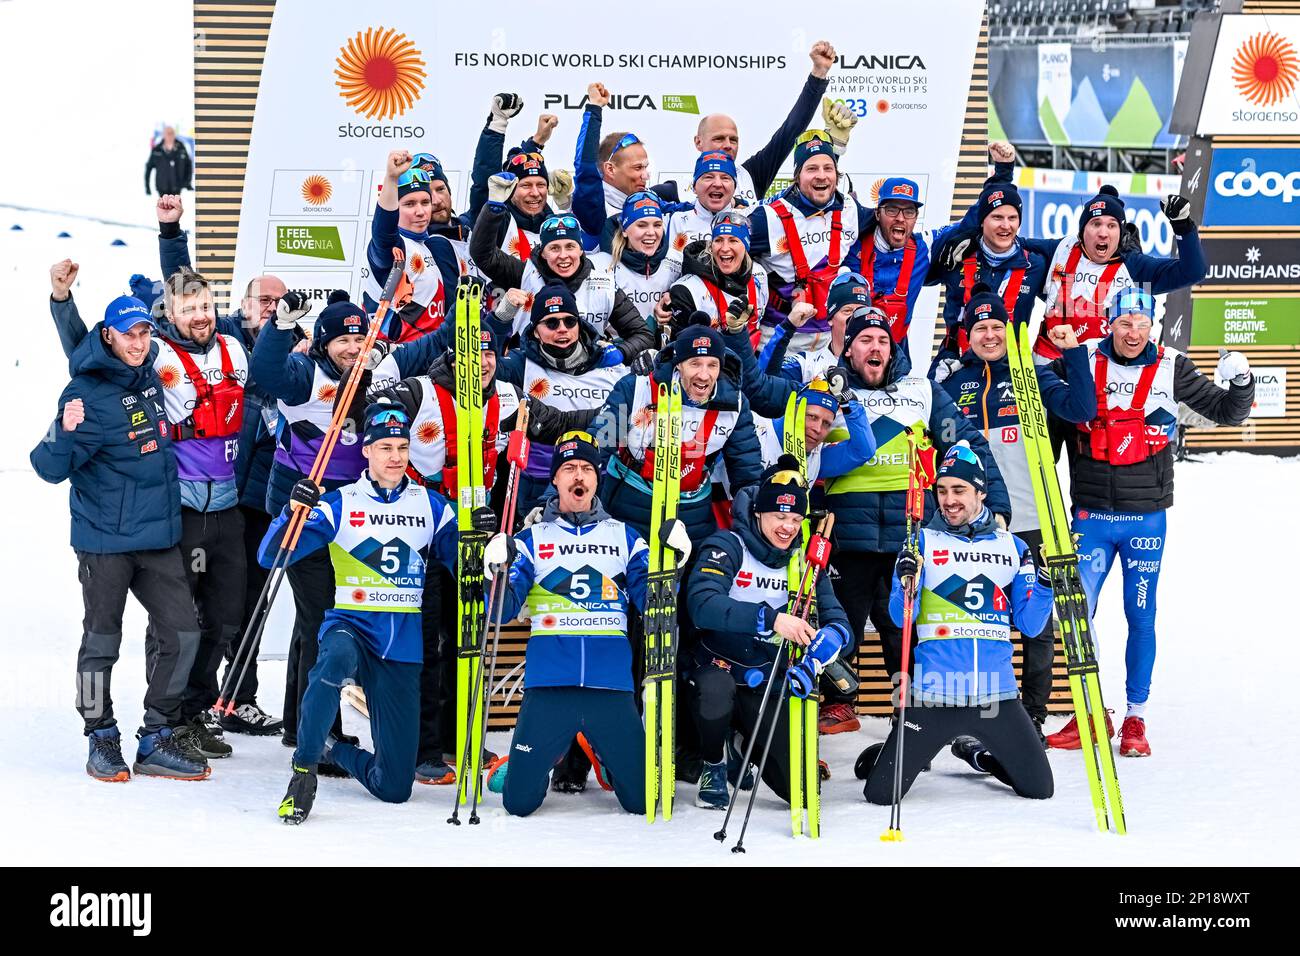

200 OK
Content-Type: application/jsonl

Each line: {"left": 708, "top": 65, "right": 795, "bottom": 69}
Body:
{"left": 480, "top": 430, "right": 665, "bottom": 816}
{"left": 265, "top": 402, "right": 494, "bottom": 824}
{"left": 856, "top": 441, "right": 1057, "bottom": 806}
{"left": 684, "top": 455, "right": 851, "bottom": 810}
{"left": 367, "top": 150, "right": 465, "bottom": 343}
{"left": 1050, "top": 288, "right": 1251, "bottom": 758}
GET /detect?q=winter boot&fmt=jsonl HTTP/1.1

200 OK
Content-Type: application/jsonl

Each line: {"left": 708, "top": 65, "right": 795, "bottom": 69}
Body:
{"left": 576, "top": 733, "right": 613, "bottom": 791}
{"left": 220, "top": 702, "right": 283, "bottom": 736}
{"left": 199, "top": 707, "right": 225, "bottom": 739}
{"left": 1046, "top": 710, "right": 1115, "bottom": 750}
{"left": 951, "top": 735, "right": 993, "bottom": 773}
{"left": 1119, "top": 716, "right": 1151, "bottom": 757}
{"left": 86, "top": 728, "right": 130, "bottom": 782}
{"left": 696, "top": 759, "right": 730, "bottom": 810}
{"left": 175, "top": 714, "right": 233, "bottom": 759}
{"left": 485, "top": 755, "right": 509, "bottom": 794}
{"left": 551, "top": 741, "right": 589, "bottom": 794}
{"left": 278, "top": 763, "right": 318, "bottom": 825}
{"left": 725, "top": 732, "right": 754, "bottom": 791}
{"left": 133, "top": 728, "right": 211, "bottom": 780}
{"left": 854, "top": 742, "right": 884, "bottom": 780}
{"left": 415, "top": 758, "right": 456, "bottom": 786}
{"left": 818, "top": 701, "right": 861, "bottom": 735}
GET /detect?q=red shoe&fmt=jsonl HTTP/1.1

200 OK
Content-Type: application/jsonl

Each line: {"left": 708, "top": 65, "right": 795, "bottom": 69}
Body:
{"left": 1119, "top": 716, "right": 1151, "bottom": 757}
{"left": 576, "top": 733, "right": 613, "bottom": 791}
{"left": 818, "top": 702, "right": 860, "bottom": 735}
{"left": 1045, "top": 710, "right": 1115, "bottom": 750}
{"left": 818, "top": 759, "right": 831, "bottom": 781}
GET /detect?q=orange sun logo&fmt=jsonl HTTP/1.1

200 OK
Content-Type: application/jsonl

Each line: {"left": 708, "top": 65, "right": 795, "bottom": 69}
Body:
{"left": 868, "top": 177, "right": 886, "bottom": 205}
{"left": 1232, "top": 31, "right": 1299, "bottom": 106}
{"left": 301, "top": 175, "right": 333, "bottom": 205}
{"left": 632, "top": 407, "right": 655, "bottom": 429}
{"left": 158, "top": 365, "right": 181, "bottom": 389}
{"left": 416, "top": 420, "right": 442, "bottom": 444}
{"left": 528, "top": 378, "right": 551, "bottom": 399}
{"left": 673, "top": 232, "right": 689, "bottom": 252}
{"left": 409, "top": 254, "right": 425, "bottom": 275}
{"left": 317, "top": 384, "right": 338, "bottom": 403}
{"left": 335, "top": 27, "right": 427, "bottom": 120}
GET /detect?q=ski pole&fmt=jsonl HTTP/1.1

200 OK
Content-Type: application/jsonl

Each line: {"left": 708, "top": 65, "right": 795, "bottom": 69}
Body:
{"left": 730, "top": 664, "right": 792, "bottom": 854}
{"left": 217, "top": 252, "right": 410, "bottom": 716}
{"left": 454, "top": 403, "right": 529, "bottom": 825}
{"left": 882, "top": 428, "right": 926, "bottom": 842}
{"left": 713, "top": 662, "right": 780, "bottom": 846}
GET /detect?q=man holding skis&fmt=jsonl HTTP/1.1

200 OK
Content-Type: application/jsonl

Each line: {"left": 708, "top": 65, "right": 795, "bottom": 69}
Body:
{"left": 481, "top": 431, "right": 679, "bottom": 816}
{"left": 268, "top": 403, "right": 494, "bottom": 824}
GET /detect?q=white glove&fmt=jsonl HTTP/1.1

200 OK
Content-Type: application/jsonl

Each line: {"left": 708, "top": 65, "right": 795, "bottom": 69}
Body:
{"left": 1217, "top": 349, "right": 1251, "bottom": 386}
{"left": 484, "top": 532, "right": 516, "bottom": 576}
{"left": 522, "top": 506, "right": 544, "bottom": 528}
{"left": 488, "top": 93, "right": 525, "bottom": 134}
{"left": 488, "top": 172, "right": 518, "bottom": 206}
{"left": 659, "top": 518, "right": 692, "bottom": 564}
{"left": 549, "top": 168, "right": 574, "bottom": 211}
{"left": 364, "top": 341, "right": 391, "bottom": 371}
{"left": 933, "top": 356, "right": 962, "bottom": 384}
{"left": 275, "top": 291, "right": 310, "bottom": 331}
{"left": 821, "top": 97, "right": 859, "bottom": 152}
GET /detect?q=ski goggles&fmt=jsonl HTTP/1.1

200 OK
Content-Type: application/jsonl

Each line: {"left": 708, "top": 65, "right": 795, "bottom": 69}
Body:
{"left": 538, "top": 315, "right": 579, "bottom": 331}
{"left": 1110, "top": 287, "right": 1156, "bottom": 322}
{"left": 396, "top": 168, "right": 433, "bottom": 191}
{"left": 621, "top": 191, "right": 665, "bottom": 228}
{"left": 541, "top": 214, "right": 580, "bottom": 232}
{"left": 831, "top": 271, "right": 870, "bottom": 291}
{"left": 767, "top": 468, "right": 808, "bottom": 489}
{"left": 411, "top": 152, "right": 442, "bottom": 172}
{"left": 506, "top": 151, "right": 546, "bottom": 169}
{"left": 559, "top": 430, "right": 598, "bottom": 446}
{"left": 608, "top": 132, "right": 642, "bottom": 159}
{"left": 368, "top": 408, "right": 410, "bottom": 426}
{"left": 942, "top": 443, "right": 981, "bottom": 467}
{"left": 795, "top": 129, "right": 833, "bottom": 147}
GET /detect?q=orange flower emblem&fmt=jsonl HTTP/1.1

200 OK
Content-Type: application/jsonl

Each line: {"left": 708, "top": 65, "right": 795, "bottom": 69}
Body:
{"left": 317, "top": 384, "right": 338, "bottom": 403}
{"left": 868, "top": 177, "right": 886, "bottom": 205}
{"left": 528, "top": 378, "right": 551, "bottom": 399}
{"left": 416, "top": 420, "right": 442, "bottom": 444}
{"left": 632, "top": 407, "right": 655, "bottom": 429}
{"left": 158, "top": 365, "right": 181, "bottom": 389}
{"left": 301, "top": 175, "right": 332, "bottom": 205}
{"left": 1232, "top": 31, "right": 1299, "bottom": 106}
{"left": 334, "top": 27, "right": 427, "bottom": 120}
{"left": 672, "top": 232, "right": 688, "bottom": 252}
{"left": 409, "top": 254, "right": 425, "bottom": 275}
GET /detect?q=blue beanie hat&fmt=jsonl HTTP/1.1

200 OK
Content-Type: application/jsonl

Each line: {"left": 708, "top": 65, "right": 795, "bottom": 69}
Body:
{"left": 673, "top": 324, "right": 725, "bottom": 365}
{"left": 962, "top": 283, "right": 1010, "bottom": 334}
{"left": 937, "top": 440, "right": 986, "bottom": 493}
{"left": 411, "top": 152, "right": 449, "bottom": 188}
{"left": 793, "top": 134, "right": 838, "bottom": 176}
{"left": 530, "top": 282, "right": 580, "bottom": 326}
{"left": 843, "top": 306, "right": 893, "bottom": 349}
{"left": 799, "top": 381, "right": 839, "bottom": 416}
{"left": 826, "top": 272, "right": 873, "bottom": 318}
{"left": 693, "top": 150, "right": 737, "bottom": 183}
{"left": 753, "top": 454, "right": 809, "bottom": 516}
{"left": 1079, "top": 184, "right": 1125, "bottom": 237}
{"left": 362, "top": 402, "right": 411, "bottom": 446}
{"left": 539, "top": 214, "right": 581, "bottom": 250}
{"left": 103, "top": 295, "right": 155, "bottom": 333}
{"left": 620, "top": 191, "right": 665, "bottom": 231}
{"left": 710, "top": 209, "right": 750, "bottom": 251}
{"left": 313, "top": 290, "right": 368, "bottom": 346}
{"left": 977, "top": 182, "right": 1022, "bottom": 223}
{"left": 877, "top": 176, "right": 924, "bottom": 208}
{"left": 549, "top": 430, "right": 602, "bottom": 481}
{"left": 396, "top": 167, "right": 432, "bottom": 200}
{"left": 504, "top": 149, "right": 549, "bottom": 184}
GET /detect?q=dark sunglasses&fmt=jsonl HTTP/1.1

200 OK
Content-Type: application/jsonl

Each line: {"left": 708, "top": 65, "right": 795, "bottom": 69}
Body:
{"left": 539, "top": 316, "right": 579, "bottom": 331}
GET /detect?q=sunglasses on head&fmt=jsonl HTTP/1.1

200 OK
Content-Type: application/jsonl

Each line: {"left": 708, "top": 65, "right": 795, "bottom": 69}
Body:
{"left": 508, "top": 151, "right": 545, "bottom": 167}
{"left": 609, "top": 132, "right": 642, "bottom": 158}
{"left": 540, "top": 315, "right": 579, "bottom": 330}
{"left": 411, "top": 152, "right": 441, "bottom": 170}
{"left": 945, "top": 444, "right": 981, "bottom": 466}
{"left": 370, "top": 408, "right": 410, "bottom": 426}
{"left": 796, "top": 129, "right": 832, "bottom": 146}
{"left": 560, "top": 429, "right": 597, "bottom": 445}
{"left": 831, "top": 271, "right": 869, "bottom": 290}
{"left": 542, "top": 214, "right": 580, "bottom": 232}
{"left": 710, "top": 209, "right": 749, "bottom": 230}
{"left": 768, "top": 468, "right": 808, "bottom": 488}
{"left": 397, "top": 168, "right": 432, "bottom": 187}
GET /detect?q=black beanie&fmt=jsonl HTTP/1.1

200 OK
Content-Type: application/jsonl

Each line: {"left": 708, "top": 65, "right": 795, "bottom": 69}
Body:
{"left": 843, "top": 306, "right": 893, "bottom": 349}
{"left": 753, "top": 454, "right": 809, "bottom": 516}
{"left": 673, "top": 324, "right": 725, "bottom": 365}
{"left": 962, "top": 283, "right": 1010, "bottom": 334}
{"left": 549, "top": 431, "right": 602, "bottom": 481}
{"left": 313, "top": 290, "right": 368, "bottom": 346}
{"left": 1078, "top": 184, "right": 1126, "bottom": 236}
{"left": 978, "top": 182, "right": 1023, "bottom": 223}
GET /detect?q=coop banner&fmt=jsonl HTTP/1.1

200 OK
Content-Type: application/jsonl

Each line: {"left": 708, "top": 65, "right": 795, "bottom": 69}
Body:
{"left": 232, "top": 0, "right": 984, "bottom": 344}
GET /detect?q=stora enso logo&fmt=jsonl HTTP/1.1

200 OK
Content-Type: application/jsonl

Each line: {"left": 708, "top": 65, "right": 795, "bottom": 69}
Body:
{"left": 1231, "top": 31, "right": 1298, "bottom": 106}
{"left": 335, "top": 26, "right": 427, "bottom": 120}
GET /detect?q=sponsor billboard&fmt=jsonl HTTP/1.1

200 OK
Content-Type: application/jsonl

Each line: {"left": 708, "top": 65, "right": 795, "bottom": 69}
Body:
{"left": 1202, "top": 148, "right": 1300, "bottom": 227}
{"left": 1190, "top": 297, "right": 1300, "bottom": 346}
{"left": 1200, "top": 237, "right": 1300, "bottom": 288}
{"left": 1197, "top": 15, "right": 1300, "bottom": 136}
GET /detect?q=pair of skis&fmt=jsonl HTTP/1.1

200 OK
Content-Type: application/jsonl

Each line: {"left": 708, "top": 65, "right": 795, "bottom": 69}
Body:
{"left": 645, "top": 380, "right": 683, "bottom": 822}
{"left": 1006, "top": 322, "right": 1126, "bottom": 835}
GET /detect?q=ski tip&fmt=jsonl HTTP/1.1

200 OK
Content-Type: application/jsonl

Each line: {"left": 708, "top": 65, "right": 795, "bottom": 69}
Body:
{"left": 880, "top": 828, "right": 904, "bottom": 843}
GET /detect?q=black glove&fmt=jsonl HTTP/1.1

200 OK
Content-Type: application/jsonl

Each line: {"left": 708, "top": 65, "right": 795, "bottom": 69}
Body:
{"left": 471, "top": 506, "right": 498, "bottom": 534}
{"left": 290, "top": 478, "right": 321, "bottom": 510}
{"left": 940, "top": 236, "right": 973, "bottom": 273}
{"left": 896, "top": 548, "right": 921, "bottom": 582}
{"left": 275, "top": 291, "right": 310, "bottom": 331}
{"left": 630, "top": 349, "right": 658, "bottom": 377}
{"left": 525, "top": 396, "right": 566, "bottom": 441}
{"left": 1119, "top": 221, "right": 1142, "bottom": 254}
{"left": 1161, "top": 194, "right": 1195, "bottom": 237}
{"left": 824, "top": 367, "right": 854, "bottom": 406}
{"left": 724, "top": 296, "right": 754, "bottom": 334}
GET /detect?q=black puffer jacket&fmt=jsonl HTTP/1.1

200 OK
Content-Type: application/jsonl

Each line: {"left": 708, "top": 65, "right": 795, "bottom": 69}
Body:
{"left": 1066, "top": 340, "right": 1254, "bottom": 513}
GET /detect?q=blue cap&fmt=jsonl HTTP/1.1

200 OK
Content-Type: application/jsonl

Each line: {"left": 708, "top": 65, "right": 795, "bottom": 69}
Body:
{"left": 877, "top": 177, "right": 923, "bottom": 208}
{"left": 620, "top": 191, "right": 665, "bottom": 231}
{"left": 103, "top": 295, "right": 155, "bottom": 333}
{"left": 694, "top": 150, "right": 737, "bottom": 183}
{"left": 799, "top": 382, "right": 839, "bottom": 415}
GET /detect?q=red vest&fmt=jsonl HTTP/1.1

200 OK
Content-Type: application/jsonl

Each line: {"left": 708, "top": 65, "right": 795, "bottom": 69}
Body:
{"left": 1077, "top": 348, "right": 1168, "bottom": 465}
{"left": 863, "top": 237, "right": 917, "bottom": 344}
{"left": 406, "top": 383, "right": 501, "bottom": 495}
{"left": 771, "top": 200, "right": 843, "bottom": 319}
{"left": 161, "top": 335, "right": 244, "bottom": 441}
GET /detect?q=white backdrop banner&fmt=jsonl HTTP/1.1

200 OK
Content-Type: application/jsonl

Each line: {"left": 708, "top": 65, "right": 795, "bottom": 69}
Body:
{"left": 1198, "top": 14, "right": 1300, "bottom": 136}
{"left": 231, "top": 0, "right": 985, "bottom": 332}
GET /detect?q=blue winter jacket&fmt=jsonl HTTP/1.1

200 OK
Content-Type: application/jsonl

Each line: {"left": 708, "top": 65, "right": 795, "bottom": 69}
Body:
{"left": 32, "top": 324, "right": 181, "bottom": 554}
{"left": 588, "top": 353, "right": 763, "bottom": 542}
{"left": 492, "top": 498, "right": 650, "bottom": 692}
{"left": 889, "top": 507, "right": 1053, "bottom": 706}
{"left": 688, "top": 487, "right": 850, "bottom": 683}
